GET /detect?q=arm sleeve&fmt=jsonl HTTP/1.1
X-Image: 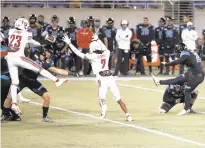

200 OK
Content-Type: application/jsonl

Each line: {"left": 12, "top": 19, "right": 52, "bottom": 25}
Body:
{"left": 28, "top": 37, "right": 41, "bottom": 47}
{"left": 97, "top": 39, "right": 108, "bottom": 51}
{"left": 115, "top": 29, "right": 121, "bottom": 41}
{"left": 165, "top": 55, "right": 187, "bottom": 66}
{"left": 69, "top": 43, "right": 85, "bottom": 59}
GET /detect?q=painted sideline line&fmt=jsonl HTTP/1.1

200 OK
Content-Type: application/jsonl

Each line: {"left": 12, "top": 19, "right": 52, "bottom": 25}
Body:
{"left": 30, "top": 101, "right": 205, "bottom": 147}
{"left": 117, "top": 83, "right": 205, "bottom": 100}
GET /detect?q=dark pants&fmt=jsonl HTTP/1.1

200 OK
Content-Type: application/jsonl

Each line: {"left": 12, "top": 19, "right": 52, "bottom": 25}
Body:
{"left": 159, "top": 71, "right": 204, "bottom": 110}
{"left": 143, "top": 47, "right": 152, "bottom": 74}
{"left": 158, "top": 46, "right": 164, "bottom": 74}
{"left": 113, "top": 48, "right": 129, "bottom": 76}
{"left": 164, "top": 52, "right": 175, "bottom": 74}
{"left": 73, "top": 54, "right": 82, "bottom": 73}
{"left": 136, "top": 54, "right": 145, "bottom": 74}
{"left": 82, "top": 49, "right": 90, "bottom": 75}
{"left": 1, "top": 73, "right": 11, "bottom": 110}
{"left": 108, "top": 55, "right": 113, "bottom": 70}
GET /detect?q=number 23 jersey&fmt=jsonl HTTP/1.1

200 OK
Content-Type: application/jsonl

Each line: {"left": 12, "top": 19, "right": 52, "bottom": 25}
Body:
{"left": 7, "top": 29, "right": 32, "bottom": 57}
{"left": 85, "top": 50, "right": 110, "bottom": 78}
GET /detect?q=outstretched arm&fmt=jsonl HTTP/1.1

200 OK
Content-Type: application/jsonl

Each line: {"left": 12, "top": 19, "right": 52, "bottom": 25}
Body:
{"left": 165, "top": 55, "right": 187, "bottom": 66}
{"left": 63, "top": 35, "right": 85, "bottom": 59}
{"left": 48, "top": 67, "right": 70, "bottom": 76}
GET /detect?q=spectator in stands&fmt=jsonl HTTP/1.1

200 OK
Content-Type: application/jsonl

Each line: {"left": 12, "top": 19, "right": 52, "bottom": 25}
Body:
{"left": 162, "top": 17, "right": 178, "bottom": 75}
{"left": 181, "top": 22, "right": 198, "bottom": 53}
{"left": 136, "top": 17, "right": 154, "bottom": 75}
{"left": 76, "top": 20, "right": 92, "bottom": 76}
{"left": 28, "top": 14, "right": 41, "bottom": 42}
{"left": 42, "top": 15, "right": 62, "bottom": 44}
{"left": 65, "top": 17, "right": 82, "bottom": 76}
{"left": 197, "top": 36, "right": 205, "bottom": 70}
{"left": 1, "top": 16, "right": 11, "bottom": 45}
{"left": 113, "top": 20, "right": 132, "bottom": 76}
{"left": 179, "top": 15, "right": 190, "bottom": 74}
{"left": 37, "top": 14, "right": 49, "bottom": 33}
{"left": 102, "top": 18, "right": 117, "bottom": 69}
{"left": 155, "top": 17, "right": 166, "bottom": 74}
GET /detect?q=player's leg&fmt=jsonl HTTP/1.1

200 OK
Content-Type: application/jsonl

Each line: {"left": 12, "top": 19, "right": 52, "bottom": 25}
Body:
{"left": 25, "top": 78, "right": 53, "bottom": 122}
{"left": 19, "top": 56, "right": 67, "bottom": 87}
{"left": 97, "top": 79, "right": 108, "bottom": 118}
{"left": 159, "top": 91, "right": 176, "bottom": 113}
{"left": 146, "top": 49, "right": 152, "bottom": 74}
{"left": 164, "top": 53, "right": 169, "bottom": 75}
{"left": 159, "top": 53, "right": 164, "bottom": 74}
{"left": 170, "top": 53, "right": 175, "bottom": 75}
{"left": 113, "top": 49, "right": 123, "bottom": 76}
{"left": 109, "top": 77, "right": 132, "bottom": 121}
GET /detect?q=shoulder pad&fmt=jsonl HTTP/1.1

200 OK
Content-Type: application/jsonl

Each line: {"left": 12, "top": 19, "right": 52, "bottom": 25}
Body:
{"left": 180, "top": 50, "right": 190, "bottom": 57}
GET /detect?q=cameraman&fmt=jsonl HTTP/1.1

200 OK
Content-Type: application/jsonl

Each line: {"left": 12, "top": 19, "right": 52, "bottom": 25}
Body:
{"left": 130, "top": 39, "right": 145, "bottom": 75}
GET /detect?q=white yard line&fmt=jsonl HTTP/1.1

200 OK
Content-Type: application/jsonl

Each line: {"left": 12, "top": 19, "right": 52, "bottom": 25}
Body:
{"left": 30, "top": 101, "right": 205, "bottom": 147}
{"left": 117, "top": 83, "right": 205, "bottom": 100}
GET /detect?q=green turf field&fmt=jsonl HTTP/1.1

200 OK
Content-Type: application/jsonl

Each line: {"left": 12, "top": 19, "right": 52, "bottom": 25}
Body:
{"left": 1, "top": 78, "right": 205, "bottom": 148}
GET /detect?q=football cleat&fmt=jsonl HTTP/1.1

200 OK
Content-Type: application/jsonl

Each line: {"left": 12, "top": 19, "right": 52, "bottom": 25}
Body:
{"left": 11, "top": 104, "right": 22, "bottom": 116}
{"left": 151, "top": 73, "right": 160, "bottom": 86}
{"left": 126, "top": 115, "right": 133, "bottom": 122}
{"left": 42, "top": 116, "right": 54, "bottom": 122}
{"left": 177, "top": 109, "right": 190, "bottom": 115}
{"left": 100, "top": 112, "right": 106, "bottom": 119}
{"left": 55, "top": 79, "right": 68, "bottom": 87}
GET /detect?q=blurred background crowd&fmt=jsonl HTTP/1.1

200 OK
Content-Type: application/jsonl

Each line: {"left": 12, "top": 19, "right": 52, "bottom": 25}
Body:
{"left": 1, "top": 0, "right": 205, "bottom": 77}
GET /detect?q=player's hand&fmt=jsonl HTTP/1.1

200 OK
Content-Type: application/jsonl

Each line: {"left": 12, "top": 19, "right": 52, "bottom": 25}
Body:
{"left": 161, "top": 62, "right": 166, "bottom": 65}
{"left": 62, "top": 34, "right": 71, "bottom": 44}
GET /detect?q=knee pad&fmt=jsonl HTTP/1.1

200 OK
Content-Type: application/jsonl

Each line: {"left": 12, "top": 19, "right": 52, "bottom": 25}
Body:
{"left": 159, "top": 102, "right": 174, "bottom": 113}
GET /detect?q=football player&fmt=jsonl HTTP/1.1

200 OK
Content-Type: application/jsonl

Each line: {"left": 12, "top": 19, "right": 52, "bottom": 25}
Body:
{"left": 63, "top": 34, "right": 133, "bottom": 121}
{"left": 7, "top": 18, "right": 67, "bottom": 116}
{"left": 152, "top": 43, "right": 204, "bottom": 115}
{"left": 1, "top": 16, "right": 11, "bottom": 45}
{"left": 159, "top": 84, "right": 198, "bottom": 113}
{"left": 4, "top": 44, "right": 71, "bottom": 122}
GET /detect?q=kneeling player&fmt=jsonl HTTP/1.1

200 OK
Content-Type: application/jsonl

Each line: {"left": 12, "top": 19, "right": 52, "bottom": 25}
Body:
{"left": 63, "top": 34, "right": 132, "bottom": 121}
{"left": 160, "top": 84, "right": 198, "bottom": 113}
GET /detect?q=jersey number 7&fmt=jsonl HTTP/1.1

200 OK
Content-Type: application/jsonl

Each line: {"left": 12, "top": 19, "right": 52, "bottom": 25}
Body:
{"left": 101, "top": 59, "right": 106, "bottom": 68}
{"left": 8, "top": 34, "right": 22, "bottom": 52}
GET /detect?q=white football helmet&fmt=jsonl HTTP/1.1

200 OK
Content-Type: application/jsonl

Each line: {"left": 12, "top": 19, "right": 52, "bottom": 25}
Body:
{"left": 15, "top": 18, "right": 29, "bottom": 31}
{"left": 89, "top": 40, "right": 102, "bottom": 53}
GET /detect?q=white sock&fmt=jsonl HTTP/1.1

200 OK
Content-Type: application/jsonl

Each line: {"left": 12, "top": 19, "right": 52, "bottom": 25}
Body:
{"left": 125, "top": 113, "right": 130, "bottom": 117}
{"left": 11, "top": 85, "right": 18, "bottom": 104}
{"left": 40, "top": 69, "right": 57, "bottom": 82}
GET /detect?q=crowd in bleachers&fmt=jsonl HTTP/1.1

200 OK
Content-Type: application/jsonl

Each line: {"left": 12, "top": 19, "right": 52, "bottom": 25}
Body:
{"left": 1, "top": 14, "right": 205, "bottom": 76}
{"left": 1, "top": 0, "right": 205, "bottom": 9}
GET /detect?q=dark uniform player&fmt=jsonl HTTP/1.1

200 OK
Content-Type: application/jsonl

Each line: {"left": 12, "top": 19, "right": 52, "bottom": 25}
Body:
{"left": 155, "top": 17, "right": 166, "bottom": 74}
{"left": 37, "top": 14, "right": 49, "bottom": 33}
{"left": 160, "top": 84, "right": 198, "bottom": 113}
{"left": 102, "top": 18, "right": 117, "bottom": 69}
{"left": 42, "top": 15, "right": 61, "bottom": 45}
{"left": 1, "top": 16, "right": 11, "bottom": 45}
{"left": 152, "top": 43, "right": 204, "bottom": 115}
{"left": 65, "top": 17, "right": 81, "bottom": 75}
{"left": 28, "top": 14, "right": 42, "bottom": 42}
{"left": 53, "top": 27, "right": 68, "bottom": 69}
{"left": 1, "top": 33, "right": 20, "bottom": 121}
{"left": 202, "top": 29, "right": 205, "bottom": 40}
{"left": 162, "top": 17, "right": 178, "bottom": 75}
{"left": 17, "top": 45, "right": 70, "bottom": 122}
{"left": 136, "top": 17, "right": 154, "bottom": 74}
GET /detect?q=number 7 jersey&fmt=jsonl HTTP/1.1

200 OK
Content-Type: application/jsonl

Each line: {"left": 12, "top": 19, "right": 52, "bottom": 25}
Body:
{"left": 7, "top": 28, "right": 32, "bottom": 57}
{"left": 85, "top": 50, "right": 110, "bottom": 78}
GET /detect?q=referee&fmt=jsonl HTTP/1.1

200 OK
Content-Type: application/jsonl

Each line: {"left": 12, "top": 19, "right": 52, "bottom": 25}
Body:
{"left": 113, "top": 20, "right": 132, "bottom": 76}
